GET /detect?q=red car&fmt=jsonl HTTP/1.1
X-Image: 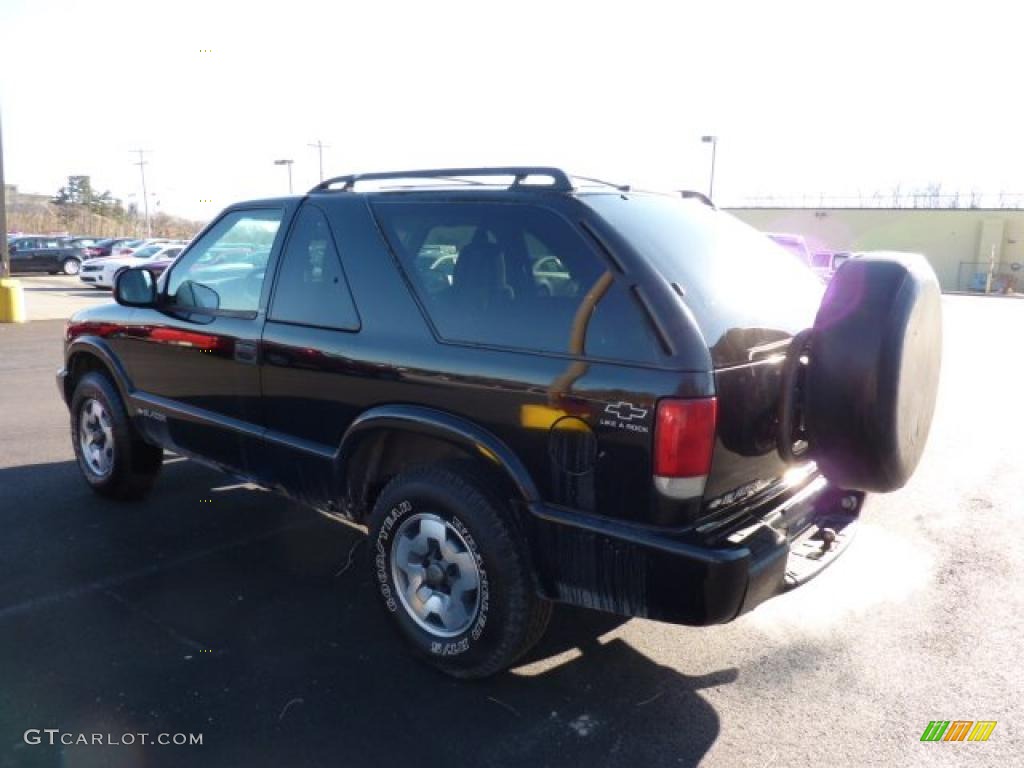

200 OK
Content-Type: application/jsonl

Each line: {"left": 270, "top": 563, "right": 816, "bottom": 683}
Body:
{"left": 142, "top": 255, "right": 176, "bottom": 279}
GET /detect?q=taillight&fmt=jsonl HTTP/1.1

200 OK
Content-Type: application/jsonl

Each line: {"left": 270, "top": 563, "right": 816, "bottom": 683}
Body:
{"left": 653, "top": 397, "right": 717, "bottom": 499}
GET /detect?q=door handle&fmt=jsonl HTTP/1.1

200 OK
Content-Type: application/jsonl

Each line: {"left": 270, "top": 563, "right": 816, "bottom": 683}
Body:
{"left": 234, "top": 340, "right": 258, "bottom": 364}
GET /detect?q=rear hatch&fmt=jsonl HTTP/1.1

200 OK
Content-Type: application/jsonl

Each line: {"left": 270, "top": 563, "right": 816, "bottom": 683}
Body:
{"left": 584, "top": 194, "right": 825, "bottom": 526}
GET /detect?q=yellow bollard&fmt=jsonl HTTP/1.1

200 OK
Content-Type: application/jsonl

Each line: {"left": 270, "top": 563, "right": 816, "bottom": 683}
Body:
{"left": 0, "top": 278, "right": 27, "bottom": 323}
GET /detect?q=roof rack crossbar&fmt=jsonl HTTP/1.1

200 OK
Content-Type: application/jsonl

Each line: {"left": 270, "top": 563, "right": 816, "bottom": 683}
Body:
{"left": 310, "top": 166, "right": 574, "bottom": 193}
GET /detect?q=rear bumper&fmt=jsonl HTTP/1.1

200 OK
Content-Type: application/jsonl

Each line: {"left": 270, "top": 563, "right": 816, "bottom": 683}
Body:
{"left": 528, "top": 478, "right": 862, "bottom": 625}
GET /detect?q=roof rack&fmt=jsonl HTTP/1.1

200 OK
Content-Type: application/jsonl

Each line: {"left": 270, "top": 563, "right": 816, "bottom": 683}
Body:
{"left": 679, "top": 190, "right": 715, "bottom": 208}
{"left": 571, "top": 175, "right": 631, "bottom": 192}
{"left": 310, "top": 167, "right": 574, "bottom": 194}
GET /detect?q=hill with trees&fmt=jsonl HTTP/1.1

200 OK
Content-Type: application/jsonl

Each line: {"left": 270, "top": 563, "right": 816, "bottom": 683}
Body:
{"left": 6, "top": 175, "right": 204, "bottom": 239}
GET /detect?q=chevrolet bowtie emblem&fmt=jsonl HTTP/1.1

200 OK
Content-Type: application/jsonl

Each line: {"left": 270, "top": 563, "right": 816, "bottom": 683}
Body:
{"left": 604, "top": 401, "right": 648, "bottom": 421}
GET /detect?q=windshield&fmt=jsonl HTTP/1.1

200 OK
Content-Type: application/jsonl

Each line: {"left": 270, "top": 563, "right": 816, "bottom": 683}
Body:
{"left": 133, "top": 245, "right": 162, "bottom": 259}
{"left": 584, "top": 194, "right": 824, "bottom": 364}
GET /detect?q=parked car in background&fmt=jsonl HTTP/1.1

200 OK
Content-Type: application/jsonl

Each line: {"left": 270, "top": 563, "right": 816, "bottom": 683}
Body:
{"left": 141, "top": 255, "right": 178, "bottom": 280}
{"left": 90, "top": 238, "right": 137, "bottom": 258}
{"left": 113, "top": 238, "right": 186, "bottom": 259}
{"left": 7, "top": 236, "right": 85, "bottom": 275}
{"left": 811, "top": 250, "right": 857, "bottom": 281}
{"left": 61, "top": 237, "right": 107, "bottom": 259}
{"left": 766, "top": 232, "right": 813, "bottom": 265}
{"left": 831, "top": 251, "right": 854, "bottom": 271}
{"left": 108, "top": 239, "right": 148, "bottom": 258}
{"left": 79, "top": 242, "right": 186, "bottom": 289}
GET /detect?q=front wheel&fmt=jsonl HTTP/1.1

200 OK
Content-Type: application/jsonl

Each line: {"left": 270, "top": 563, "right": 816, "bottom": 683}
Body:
{"left": 367, "top": 464, "right": 551, "bottom": 678}
{"left": 61, "top": 258, "right": 81, "bottom": 275}
{"left": 70, "top": 371, "right": 163, "bottom": 499}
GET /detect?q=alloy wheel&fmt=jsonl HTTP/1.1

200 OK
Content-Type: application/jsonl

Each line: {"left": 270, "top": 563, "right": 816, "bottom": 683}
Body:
{"left": 78, "top": 398, "right": 115, "bottom": 477}
{"left": 390, "top": 512, "right": 482, "bottom": 637}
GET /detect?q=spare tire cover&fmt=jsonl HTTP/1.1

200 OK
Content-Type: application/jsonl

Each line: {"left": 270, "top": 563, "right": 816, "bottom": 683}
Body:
{"left": 805, "top": 253, "right": 942, "bottom": 492}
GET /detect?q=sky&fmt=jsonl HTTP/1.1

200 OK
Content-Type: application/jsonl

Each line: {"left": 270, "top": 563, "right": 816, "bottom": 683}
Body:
{"left": 2, "top": 0, "right": 1022, "bottom": 221}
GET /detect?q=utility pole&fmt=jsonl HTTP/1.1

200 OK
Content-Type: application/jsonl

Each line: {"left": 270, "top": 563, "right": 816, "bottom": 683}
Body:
{"left": 308, "top": 139, "right": 330, "bottom": 182}
{"left": 0, "top": 109, "right": 8, "bottom": 279}
{"left": 274, "top": 159, "right": 294, "bottom": 194}
{"left": 131, "top": 149, "right": 152, "bottom": 238}
{"left": 701, "top": 135, "right": 718, "bottom": 201}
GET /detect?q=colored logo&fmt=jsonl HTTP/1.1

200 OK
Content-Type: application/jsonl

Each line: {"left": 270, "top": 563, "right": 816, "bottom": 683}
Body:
{"left": 920, "top": 721, "right": 997, "bottom": 742}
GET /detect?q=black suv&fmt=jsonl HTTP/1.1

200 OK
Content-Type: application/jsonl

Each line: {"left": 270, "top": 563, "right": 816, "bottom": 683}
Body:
{"left": 58, "top": 167, "right": 942, "bottom": 678}
{"left": 8, "top": 236, "right": 85, "bottom": 275}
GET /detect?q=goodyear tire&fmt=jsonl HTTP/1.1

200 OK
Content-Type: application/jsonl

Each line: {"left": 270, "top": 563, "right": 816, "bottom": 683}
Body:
{"left": 805, "top": 253, "right": 942, "bottom": 492}
{"left": 367, "top": 463, "right": 551, "bottom": 679}
{"left": 70, "top": 371, "right": 163, "bottom": 499}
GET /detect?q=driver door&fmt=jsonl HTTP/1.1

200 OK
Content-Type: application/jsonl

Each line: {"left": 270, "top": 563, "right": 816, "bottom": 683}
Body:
{"left": 114, "top": 207, "right": 289, "bottom": 474}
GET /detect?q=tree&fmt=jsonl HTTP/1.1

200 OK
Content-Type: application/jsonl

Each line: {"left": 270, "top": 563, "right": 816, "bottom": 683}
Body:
{"left": 53, "top": 175, "right": 94, "bottom": 206}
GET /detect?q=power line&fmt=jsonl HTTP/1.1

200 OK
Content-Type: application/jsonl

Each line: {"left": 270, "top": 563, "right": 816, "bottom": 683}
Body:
{"left": 308, "top": 140, "right": 330, "bottom": 182}
{"left": 131, "top": 149, "right": 152, "bottom": 237}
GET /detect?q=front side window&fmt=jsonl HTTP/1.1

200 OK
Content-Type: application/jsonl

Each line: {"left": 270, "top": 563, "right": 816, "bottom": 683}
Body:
{"left": 373, "top": 201, "right": 660, "bottom": 362}
{"left": 269, "top": 204, "right": 359, "bottom": 331}
{"left": 166, "top": 209, "right": 283, "bottom": 313}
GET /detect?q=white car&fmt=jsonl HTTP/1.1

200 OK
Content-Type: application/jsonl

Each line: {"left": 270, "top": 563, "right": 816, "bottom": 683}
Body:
{"left": 109, "top": 238, "right": 181, "bottom": 259}
{"left": 79, "top": 243, "right": 186, "bottom": 289}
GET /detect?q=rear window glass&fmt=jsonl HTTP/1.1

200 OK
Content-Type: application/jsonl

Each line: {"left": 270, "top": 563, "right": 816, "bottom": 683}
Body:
{"left": 584, "top": 195, "right": 823, "bottom": 356}
{"left": 373, "top": 201, "right": 661, "bottom": 363}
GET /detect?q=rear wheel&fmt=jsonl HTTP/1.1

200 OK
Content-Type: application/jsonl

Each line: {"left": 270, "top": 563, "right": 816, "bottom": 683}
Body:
{"left": 367, "top": 463, "right": 551, "bottom": 678}
{"left": 61, "top": 258, "right": 81, "bottom": 276}
{"left": 70, "top": 372, "right": 163, "bottom": 499}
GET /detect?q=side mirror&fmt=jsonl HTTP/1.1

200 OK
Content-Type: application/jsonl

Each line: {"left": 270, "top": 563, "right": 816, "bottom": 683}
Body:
{"left": 114, "top": 267, "right": 158, "bottom": 308}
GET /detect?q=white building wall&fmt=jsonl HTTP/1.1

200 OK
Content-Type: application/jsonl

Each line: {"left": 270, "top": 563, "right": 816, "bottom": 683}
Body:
{"left": 727, "top": 208, "right": 1024, "bottom": 291}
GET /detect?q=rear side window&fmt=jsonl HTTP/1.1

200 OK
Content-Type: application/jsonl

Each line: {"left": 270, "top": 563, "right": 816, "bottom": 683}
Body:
{"left": 584, "top": 195, "right": 824, "bottom": 360}
{"left": 269, "top": 204, "right": 359, "bottom": 331}
{"left": 373, "top": 201, "right": 660, "bottom": 363}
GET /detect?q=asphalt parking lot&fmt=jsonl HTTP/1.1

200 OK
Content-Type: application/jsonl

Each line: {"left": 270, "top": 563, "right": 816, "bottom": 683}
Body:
{"left": 0, "top": 293, "right": 1020, "bottom": 768}
{"left": 10, "top": 274, "right": 110, "bottom": 321}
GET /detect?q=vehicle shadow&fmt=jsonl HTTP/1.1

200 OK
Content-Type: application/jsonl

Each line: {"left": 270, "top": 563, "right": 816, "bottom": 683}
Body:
{"left": 0, "top": 457, "right": 733, "bottom": 768}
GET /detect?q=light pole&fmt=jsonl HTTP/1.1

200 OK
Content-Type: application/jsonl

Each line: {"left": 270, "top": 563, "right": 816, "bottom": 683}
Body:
{"left": 0, "top": 109, "right": 8, "bottom": 279}
{"left": 701, "top": 135, "right": 717, "bottom": 201}
{"left": 274, "top": 159, "right": 294, "bottom": 194}
{"left": 131, "top": 149, "right": 152, "bottom": 237}
{"left": 308, "top": 140, "right": 329, "bottom": 182}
